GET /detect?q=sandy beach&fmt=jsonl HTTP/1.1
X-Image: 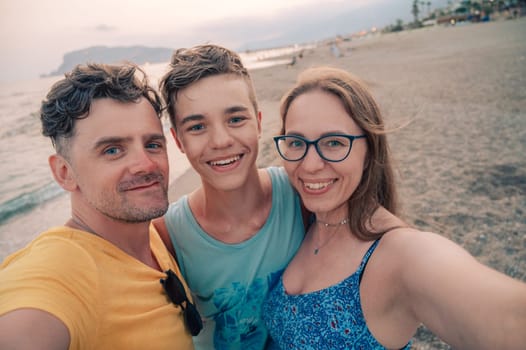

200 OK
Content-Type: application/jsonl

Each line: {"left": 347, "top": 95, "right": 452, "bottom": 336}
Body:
{"left": 168, "top": 18, "right": 526, "bottom": 349}
{"left": 1, "top": 17, "right": 525, "bottom": 349}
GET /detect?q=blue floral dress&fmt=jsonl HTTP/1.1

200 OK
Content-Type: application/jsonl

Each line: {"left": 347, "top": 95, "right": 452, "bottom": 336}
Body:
{"left": 262, "top": 239, "right": 412, "bottom": 350}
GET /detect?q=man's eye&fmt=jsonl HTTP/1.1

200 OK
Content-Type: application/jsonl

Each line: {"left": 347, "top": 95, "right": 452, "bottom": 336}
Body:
{"left": 104, "top": 147, "right": 121, "bottom": 155}
{"left": 146, "top": 142, "right": 163, "bottom": 150}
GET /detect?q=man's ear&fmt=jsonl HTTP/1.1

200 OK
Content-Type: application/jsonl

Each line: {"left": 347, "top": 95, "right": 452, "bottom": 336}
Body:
{"left": 49, "top": 154, "right": 77, "bottom": 192}
{"left": 171, "top": 127, "right": 185, "bottom": 154}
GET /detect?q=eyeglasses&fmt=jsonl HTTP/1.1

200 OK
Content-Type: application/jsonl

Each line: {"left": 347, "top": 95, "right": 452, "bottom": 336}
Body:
{"left": 273, "top": 134, "right": 366, "bottom": 162}
{"left": 160, "top": 269, "right": 203, "bottom": 336}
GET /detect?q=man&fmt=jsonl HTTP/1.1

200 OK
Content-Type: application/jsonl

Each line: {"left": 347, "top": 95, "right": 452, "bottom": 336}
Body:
{"left": 0, "top": 63, "right": 196, "bottom": 349}
{"left": 154, "top": 44, "right": 305, "bottom": 349}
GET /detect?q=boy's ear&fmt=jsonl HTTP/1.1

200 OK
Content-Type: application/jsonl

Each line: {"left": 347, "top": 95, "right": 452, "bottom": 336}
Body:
{"left": 49, "top": 154, "right": 77, "bottom": 191}
{"left": 171, "top": 127, "right": 185, "bottom": 153}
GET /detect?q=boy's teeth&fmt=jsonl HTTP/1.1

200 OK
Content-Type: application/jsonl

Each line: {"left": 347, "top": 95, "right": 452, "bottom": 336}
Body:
{"left": 304, "top": 180, "right": 334, "bottom": 190}
{"left": 210, "top": 155, "right": 240, "bottom": 166}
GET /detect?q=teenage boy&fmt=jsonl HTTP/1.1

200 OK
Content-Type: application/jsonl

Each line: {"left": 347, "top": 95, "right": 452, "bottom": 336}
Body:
{"left": 155, "top": 44, "right": 304, "bottom": 349}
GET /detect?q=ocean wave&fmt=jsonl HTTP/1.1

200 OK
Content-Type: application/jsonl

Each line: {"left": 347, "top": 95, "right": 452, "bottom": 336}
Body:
{"left": 0, "top": 182, "right": 65, "bottom": 225}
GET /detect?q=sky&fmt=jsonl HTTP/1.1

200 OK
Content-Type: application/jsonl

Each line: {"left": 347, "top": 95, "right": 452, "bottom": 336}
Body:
{"left": 0, "top": 0, "right": 446, "bottom": 83}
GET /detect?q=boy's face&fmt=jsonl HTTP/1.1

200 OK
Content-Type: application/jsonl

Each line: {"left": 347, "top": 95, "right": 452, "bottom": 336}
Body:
{"left": 172, "top": 74, "right": 261, "bottom": 191}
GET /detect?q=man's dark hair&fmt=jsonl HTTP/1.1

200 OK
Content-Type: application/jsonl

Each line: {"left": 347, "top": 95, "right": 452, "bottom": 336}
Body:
{"left": 41, "top": 62, "right": 163, "bottom": 155}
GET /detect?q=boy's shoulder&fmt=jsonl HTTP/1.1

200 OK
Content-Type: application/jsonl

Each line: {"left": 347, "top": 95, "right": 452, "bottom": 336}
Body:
{"left": 260, "top": 166, "right": 288, "bottom": 182}
{"left": 258, "top": 167, "right": 279, "bottom": 191}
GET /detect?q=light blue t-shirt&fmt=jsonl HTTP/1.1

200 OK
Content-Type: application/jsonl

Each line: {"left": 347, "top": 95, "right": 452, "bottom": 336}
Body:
{"left": 165, "top": 167, "right": 304, "bottom": 350}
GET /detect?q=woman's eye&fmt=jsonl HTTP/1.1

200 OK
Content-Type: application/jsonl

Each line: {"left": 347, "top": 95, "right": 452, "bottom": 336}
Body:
{"left": 323, "top": 138, "right": 348, "bottom": 147}
{"left": 327, "top": 140, "right": 343, "bottom": 147}
{"left": 288, "top": 140, "right": 304, "bottom": 148}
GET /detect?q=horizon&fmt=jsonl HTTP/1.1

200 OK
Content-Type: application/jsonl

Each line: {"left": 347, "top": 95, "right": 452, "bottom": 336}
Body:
{"left": 1, "top": 0, "right": 450, "bottom": 84}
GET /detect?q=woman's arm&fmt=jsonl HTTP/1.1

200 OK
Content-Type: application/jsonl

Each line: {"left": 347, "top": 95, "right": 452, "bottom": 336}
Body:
{"left": 399, "top": 231, "right": 526, "bottom": 349}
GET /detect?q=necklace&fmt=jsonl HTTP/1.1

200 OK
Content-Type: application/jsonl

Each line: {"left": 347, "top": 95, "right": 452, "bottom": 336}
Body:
{"left": 316, "top": 217, "right": 349, "bottom": 228}
{"left": 313, "top": 217, "right": 349, "bottom": 255}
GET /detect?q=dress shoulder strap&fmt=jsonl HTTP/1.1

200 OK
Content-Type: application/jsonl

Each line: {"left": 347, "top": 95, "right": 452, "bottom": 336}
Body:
{"left": 358, "top": 238, "right": 381, "bottom": 283}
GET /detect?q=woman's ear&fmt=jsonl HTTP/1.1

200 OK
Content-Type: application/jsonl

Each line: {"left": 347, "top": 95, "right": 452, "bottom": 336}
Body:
{"left": 49, "top": 154, "right": 77, "bottom": 191}
{"left": 257, "top": 111, "right": 262, "bottom": 138}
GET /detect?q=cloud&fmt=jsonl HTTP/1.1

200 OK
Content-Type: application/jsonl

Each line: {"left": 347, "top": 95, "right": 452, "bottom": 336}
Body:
{"left": 94, "top": 24, "right": 117, "bottom": 32}
{"left": 187, "top": 0, "right": 411, "bottom": 51}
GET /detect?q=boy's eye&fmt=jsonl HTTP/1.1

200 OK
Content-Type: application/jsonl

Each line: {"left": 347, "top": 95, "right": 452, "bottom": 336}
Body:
{"left": 188, "top": 124, "right": 204, "bottom": 132}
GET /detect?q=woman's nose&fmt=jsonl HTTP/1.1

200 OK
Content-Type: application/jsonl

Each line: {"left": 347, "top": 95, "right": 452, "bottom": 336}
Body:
{"left": 300, "top": 144, "right": 325, "bottom": 172}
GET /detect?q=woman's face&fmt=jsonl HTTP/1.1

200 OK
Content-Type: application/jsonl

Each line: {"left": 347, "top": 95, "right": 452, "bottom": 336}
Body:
{"left": 282, "top": 90, "right": 367, "bottom": 219}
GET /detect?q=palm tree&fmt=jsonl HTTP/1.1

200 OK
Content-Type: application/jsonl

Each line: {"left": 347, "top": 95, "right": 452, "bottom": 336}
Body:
{"left": 447, "top": 0, "right": 453, "bottom": 14}
{"left": 412, "top": 0, "right": 420, "bottom": 22}
{"left": 471, "top": 1, "right": 483, "bottom": 12}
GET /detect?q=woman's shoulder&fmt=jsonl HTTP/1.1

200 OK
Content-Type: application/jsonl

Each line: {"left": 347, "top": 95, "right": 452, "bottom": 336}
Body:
{"left": 381, "top": 226, "right": 461, "bottom": 252}
{"left": 379, "top": 226, "right": 454, "bottom": 260}
{"left": 372, "top": 207, "right": 455, "bottom": 253}
{"left": 376, "top": 223, "right": 477, "bottom": 288}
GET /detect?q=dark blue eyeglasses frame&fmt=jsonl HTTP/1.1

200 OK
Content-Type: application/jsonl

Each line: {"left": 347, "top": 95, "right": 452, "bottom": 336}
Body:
{"left": 273, "top": 134, "right": 366, "bottom": 162}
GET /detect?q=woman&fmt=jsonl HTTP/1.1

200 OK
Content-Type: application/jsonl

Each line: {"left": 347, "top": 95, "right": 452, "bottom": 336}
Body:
{"left": 262, "top": 67, "right": 526, "bottom": 349}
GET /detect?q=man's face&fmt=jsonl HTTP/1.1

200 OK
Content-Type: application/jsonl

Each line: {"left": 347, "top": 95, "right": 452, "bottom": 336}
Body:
{"left": 66, "top": 97, "right": 169, "bottom": 223}
{"left": 172, "top": 74, "right": 261, "bottom": 191}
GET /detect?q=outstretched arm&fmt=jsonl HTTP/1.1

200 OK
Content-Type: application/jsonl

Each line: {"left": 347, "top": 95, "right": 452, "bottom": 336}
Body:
{"left": 0, "top": 309, "right": 70, "bottom": 350}
{"left": 399, "top": 231, "right": 526, "bottom": 349}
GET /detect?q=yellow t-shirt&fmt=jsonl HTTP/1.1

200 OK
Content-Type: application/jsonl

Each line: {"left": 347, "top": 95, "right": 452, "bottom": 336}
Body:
{"left": 0, "top": 225, "right": 193, "bottom": 350}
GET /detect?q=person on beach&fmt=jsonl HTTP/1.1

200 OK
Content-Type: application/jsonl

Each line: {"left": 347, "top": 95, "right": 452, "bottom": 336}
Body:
{"left": 262, "top": 66, "right": 526, "bottom": 349}
{"left": 0, "top": 63, "right": 199, "bottom": 349}
{"left": 154, "top": 44, "right": 305, "bottom": 349}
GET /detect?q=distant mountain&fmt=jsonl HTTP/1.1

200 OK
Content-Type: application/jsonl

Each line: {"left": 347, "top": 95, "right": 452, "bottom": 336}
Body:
{"left": 46, "top": 45, "right": 174, "bottom": 77}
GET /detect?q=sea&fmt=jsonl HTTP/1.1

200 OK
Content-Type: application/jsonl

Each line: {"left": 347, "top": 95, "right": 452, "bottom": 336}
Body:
{"left": 0, "top": 44, "right": 312, "bottom": 260}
